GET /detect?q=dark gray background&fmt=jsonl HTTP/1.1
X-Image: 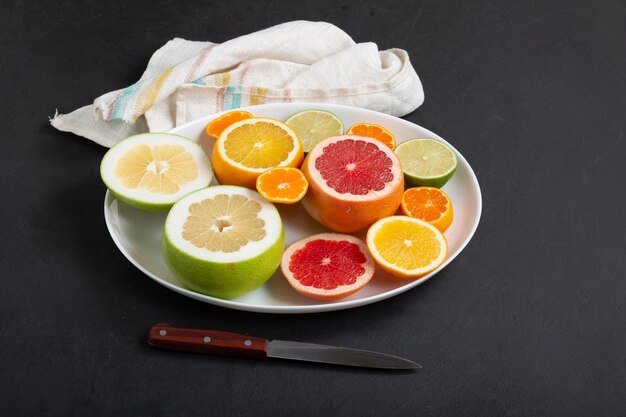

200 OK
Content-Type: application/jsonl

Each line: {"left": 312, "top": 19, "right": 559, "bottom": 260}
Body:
{"left": 1, "top": 0, "right": 625, "bottom": 415}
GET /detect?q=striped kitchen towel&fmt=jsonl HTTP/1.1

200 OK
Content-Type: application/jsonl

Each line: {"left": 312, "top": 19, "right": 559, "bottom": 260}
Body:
{"left": 51, "top": 20, "right": 424, "bottom": 148}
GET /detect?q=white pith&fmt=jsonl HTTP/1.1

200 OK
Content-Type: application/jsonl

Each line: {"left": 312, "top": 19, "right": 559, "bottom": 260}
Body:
{"left": 101, "top": 133, "right": 213, "bottom": 205}
{"left": 307, "top": 135, "right": 402, "bottom": 201}
{"left": 281, "top": 233, "right": 375, "bottom": 296}
{"left": 165, "top": 186, "right": 282, "bottom": 263}
{"left": 366, "top": 216, "right": 447, "bottom": 275}
{"left": 217, "top": 117, "right": 301, "bottom": 172}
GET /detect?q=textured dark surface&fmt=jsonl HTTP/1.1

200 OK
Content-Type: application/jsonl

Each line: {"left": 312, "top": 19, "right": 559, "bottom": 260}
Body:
{"left": 1, "top": 0, "right": 625, "bottom": 415}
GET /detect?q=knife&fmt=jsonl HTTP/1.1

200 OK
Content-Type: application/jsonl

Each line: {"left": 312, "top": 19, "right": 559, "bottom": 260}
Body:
{"left": 148, "top": 323, "right": 420, "bottom": 370}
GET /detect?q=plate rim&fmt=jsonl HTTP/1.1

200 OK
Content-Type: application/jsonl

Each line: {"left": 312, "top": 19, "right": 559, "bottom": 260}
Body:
{"left": 103, "top": 102, "right": 482, "bottom": 314}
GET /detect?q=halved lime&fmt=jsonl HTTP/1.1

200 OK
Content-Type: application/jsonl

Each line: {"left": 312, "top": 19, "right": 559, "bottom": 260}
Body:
{"left": 395, "top": 138, "right": 457, "bottom": 188}
{"left": 285, "top": 110, "right": 344, "bottom": 152}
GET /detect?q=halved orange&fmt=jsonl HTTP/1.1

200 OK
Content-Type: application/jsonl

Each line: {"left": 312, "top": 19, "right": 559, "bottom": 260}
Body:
{"left": 400, "top": 187, "right": 454, "bottom": 233}
{"left": 212, "top": 117, "right": 304, "bottom": 189}
{"left": 366, "top": 216, "right": 447, "bottom": 279}
{"left": 346, "top": 123, "right": 396, "bottom": 150}
{"left": 205, "top": 110, "right": 253, "bottom": 139}
{"left": 256, "top": 167, "right": 308, "bottom": 204}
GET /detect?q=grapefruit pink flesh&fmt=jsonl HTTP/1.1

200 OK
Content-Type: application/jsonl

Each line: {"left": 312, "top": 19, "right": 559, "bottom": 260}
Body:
{"left": 301, "top": 135, "right": 404, "bottom": 232}
{"left": 290, "top": 240, "right": 366, "bottom": 289}
{"left": 281, "top": 233, "right": 375, "bottom": 300}
{"left": 315, "top": 139, "right": 394, "bottom": 194}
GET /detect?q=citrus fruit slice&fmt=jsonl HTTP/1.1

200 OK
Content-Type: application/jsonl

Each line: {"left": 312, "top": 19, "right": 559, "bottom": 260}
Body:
{"left": 163, "top": 185, "right": 284, "bottom": 299}
{"left": 285, "top": 110, "right": 344, "bottom": 153}
{"left": 301, "top": 135, "right": 404, "bottom": 232}
{"left": 212, "top": 117, "right": 304, "bottom": 189}
{"left": 346, "top": 123, "right": 396, "bottom": 150}
{"left": 256, "top": 167, "right": 308, "bottom": 204}
{"left": 100, "top": 133, "right": 213, "bottom": 211}
{"left": 281, "top": 233, "right": 375, "bottom": 300}
{"left": 366, "top": 216, "right": 448, "bottom": 279}
{"left": 205, "top": 110, "right": 253, "bottom": 139}
{"left": 394, "top": 138, "right": 457, "bottom": 188}
{"left": 400, "top": 187, "right": 454, "bottom": 233}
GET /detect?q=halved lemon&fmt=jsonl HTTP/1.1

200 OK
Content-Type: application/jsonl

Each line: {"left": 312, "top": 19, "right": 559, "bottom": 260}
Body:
{"left": 163, "top": 185, "right": 284, "bottom": 299}
{"left": 212, "top": 117, "right": 303, "bottom": 189}
{"left": 100, "top": 133, "right": 213, "bottom": 211}
{"left": 366, "top": 216, "right": 447, "bottom": 279}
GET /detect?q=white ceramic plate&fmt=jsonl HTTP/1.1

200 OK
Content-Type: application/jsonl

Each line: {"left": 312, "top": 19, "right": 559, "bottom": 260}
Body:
{"left": 104, "top": 103, "right": 481, "bottom": 313}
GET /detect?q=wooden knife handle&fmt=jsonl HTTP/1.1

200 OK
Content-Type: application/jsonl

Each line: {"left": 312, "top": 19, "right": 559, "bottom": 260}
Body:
{"left": 148, "top": 323, "right": 269, "bottom": 359}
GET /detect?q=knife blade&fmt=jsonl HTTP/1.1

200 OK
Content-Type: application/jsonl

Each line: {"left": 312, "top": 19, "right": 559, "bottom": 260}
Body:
{"left": 148, "top": 323, "right": 420, "bottom": 370}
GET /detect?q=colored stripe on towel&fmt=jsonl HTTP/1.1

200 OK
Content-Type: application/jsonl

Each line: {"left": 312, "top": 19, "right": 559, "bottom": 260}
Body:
{"left": 133, "top": 67, "right": 174, "bottom": 121}
{"left": 215, "top": 72, "right": 232, "bottom": 112}
{"left": 249, "top": 86, "right": 267, "bottom": 106}
{"left": 216, "top": 72, "right": 231, "bottom": 87}
{"left": 109, "top": 82, "right": 144, "bottom": 121}
{"left": 224, "top": 84, "right": 242, "bottom": 110}
{"left": 282, "top": 89, "right": 292, "bottom": 103}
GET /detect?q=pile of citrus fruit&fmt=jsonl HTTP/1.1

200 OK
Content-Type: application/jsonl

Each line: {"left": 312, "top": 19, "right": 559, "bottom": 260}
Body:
{"left": 100, "top": 108, "right": 459, "bottom": 302}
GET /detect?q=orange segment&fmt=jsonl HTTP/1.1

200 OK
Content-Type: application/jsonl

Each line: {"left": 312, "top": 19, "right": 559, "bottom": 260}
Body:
{"left": 346, "top": 123, "right": 396, "bottom": 150}
{"left": 205, "top": 110, "right": 253, "bottom": 139}
{"left": 256, "top": 167, "right": 308, "bottom": 204}
{"left": 400, "top": 187, "right": 454, "bottom": 232}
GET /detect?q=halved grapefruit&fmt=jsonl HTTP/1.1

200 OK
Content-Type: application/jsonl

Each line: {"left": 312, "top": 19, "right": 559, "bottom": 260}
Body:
{"left": 301, "top": 135, "right": 404, "bottom": 232}
{"left": 281, "top": 233, "right": 375, "bottom": 300}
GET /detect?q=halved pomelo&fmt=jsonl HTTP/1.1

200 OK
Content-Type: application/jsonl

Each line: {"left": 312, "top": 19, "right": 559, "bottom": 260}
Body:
{"left": 301, "top": 135, "right": 404, "bottom": 232}
{"left": 100, "top": 133, "right": 213, "bottom": 211}
{"left": 281, "top": 233, "right": 375, "bottom": 300}
{"left": 163, "top": 185, "right": 284, "bottom": 299}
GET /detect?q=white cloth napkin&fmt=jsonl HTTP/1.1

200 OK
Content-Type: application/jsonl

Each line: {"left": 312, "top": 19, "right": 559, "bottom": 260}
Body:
{"left": 51, "top": 21, "right": 424, "bottom": 148}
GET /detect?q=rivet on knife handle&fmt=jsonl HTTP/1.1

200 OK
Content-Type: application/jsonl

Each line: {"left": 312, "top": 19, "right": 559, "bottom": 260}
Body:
{"left": 148, "top": 323, "right": 269, "bottom": 359}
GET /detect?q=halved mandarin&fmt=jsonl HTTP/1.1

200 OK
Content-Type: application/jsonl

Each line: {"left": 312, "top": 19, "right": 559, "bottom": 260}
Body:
{"left": 346, "top": 123, "right": 396, "bottom": 150}
{"left": 256, "top": 167, "right": 309, "bottom": 204}
{"left": 205, "top": 110, "right": 254, "bottom": 139}
{"left": 400, "top": 187, "right": 454, "bottom": 233}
